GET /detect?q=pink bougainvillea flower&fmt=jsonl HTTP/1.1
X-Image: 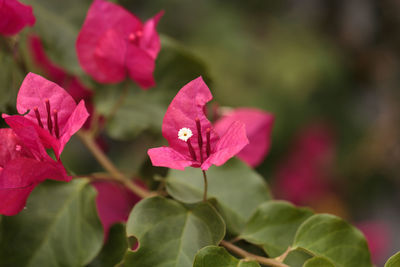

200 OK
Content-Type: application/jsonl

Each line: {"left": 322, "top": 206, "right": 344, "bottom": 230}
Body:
{"left": 0, "top": 0, "right": 35, "bottom": 36}
{"left": 357, "top": 221, "right": 391, "bottom": 264}
{"left": 274, "top": 123, "right": 335, "bottom": 205}
{"left": 0, "top": 128, "right": 69, "bottom": 216}
{"left": 92, "top": 180, "right": 146, "bottom": 240}
{"left": 148, "top": 77, "right": 249, "bottom": 171}
{"left": 214, "top": 108, "right": 274, "bottom": 167}
{"left": 28, "top": 35, "right": 95, "bottom": 128}
{"left": 2, "top": 73, "right": 89, "bottom": 160}
{"left": 76, "top": 0, "right": 164, "bottom": 88}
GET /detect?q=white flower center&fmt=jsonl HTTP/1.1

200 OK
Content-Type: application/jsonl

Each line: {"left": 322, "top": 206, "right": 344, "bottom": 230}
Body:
{"left": 178, "top": 128, "right": 193, "bottom": 142}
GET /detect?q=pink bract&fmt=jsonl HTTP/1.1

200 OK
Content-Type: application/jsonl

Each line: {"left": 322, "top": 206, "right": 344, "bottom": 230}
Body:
{"left": 0, "top": 0, "right": 35, "bottom": 36}
{"left": 76, "top": 0, "right": 163, "bottom": 88}
{"left": 148, "top": 77, "right": 249, "bottom": 170}
{"left": 214, "top": 108, "right": 274, "bottom": 167}
{"left": 2, "top": 73, "right": 89, "bottom": 159}
{"left": 92, "top": 180, "right": 145, "bottom": 240}
{"left": 0, "top": 128, "right": 69, "bottom": 216}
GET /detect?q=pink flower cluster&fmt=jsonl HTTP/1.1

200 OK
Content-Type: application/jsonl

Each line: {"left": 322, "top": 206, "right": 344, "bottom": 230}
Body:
{"left": 76, "top": 0, "right": 164, "bottom": 89}
{"left": 0, "top": 0, "right": 276, "bottom": 240}
{"left": 0, "top": 73, "right": 89, "bottom": 215}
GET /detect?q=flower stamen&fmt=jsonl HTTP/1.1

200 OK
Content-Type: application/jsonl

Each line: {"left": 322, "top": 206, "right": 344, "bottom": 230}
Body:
{"left": 34, "top": 107, "right": 43, "bottom": 128}
{"left": 187, "top": 139, "right": 197, "bottom": 161}
{"left": 195, "top": 118, "right": 204, "bottom": 163}
{"left": 53, "top": 109, "right": 59, "bottom": 139}
{"left": 206, "top": 128, "right": 211, "bottom": 157}
{"left": 45, "top": 99, "right": 53, "bottom": 134}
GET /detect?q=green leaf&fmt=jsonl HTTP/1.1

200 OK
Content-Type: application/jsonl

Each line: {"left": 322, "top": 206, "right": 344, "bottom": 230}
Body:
{"left": 193, "top": 246, "right": 260, "bottom": 267}
{"left": 102, "top": 35, "right": 212, "bottom": 140}
{"left": 283, "top": 250, "right": 312, "bottom": 267}
{"left": 385, "top": 251, "right": 400, "bottom": 267}
{"left": 123, "top": 196, "right": 225, "bottom": 267}
{"left": 240, "top": 201, "right": 313, "bottom": 257}
{"left": 166, "top": 158, "right": 272, "bottom": 235}
{"left": 293, "top": 214, "right": 372, "bottom": 267}
{"left": 0, "top": 179, "right": 103, "bottom": 267}
{"left": 303, "top": 256, "right": 335, "bottom": 267}
{"left": 87, "top": 224, "right": 128, "bottom": 267}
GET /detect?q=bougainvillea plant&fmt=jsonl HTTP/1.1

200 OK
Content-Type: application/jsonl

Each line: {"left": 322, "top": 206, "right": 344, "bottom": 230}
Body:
{"left": 0, "top": 1, "right": 399, "bottom": 267}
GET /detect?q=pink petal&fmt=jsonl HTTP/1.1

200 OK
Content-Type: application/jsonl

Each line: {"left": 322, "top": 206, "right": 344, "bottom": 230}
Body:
{"left": 0, "top": 0, "right": 35, "bottom": 36}
{"left": 139, "top": 10, "right": 164, "bottom": 59}
{"left": 16, "top": 73, "right": 78, "bottom": 132}
{"left": 148, "top": 147, "right": 194, "bottom": 170}
{"left": 125, "top": 45, "right": 155, "bottom": 89}
{"left": 214, "top": 108, "right": 274, "bottom": 167}
{"left": 2, "top": 115, "right": 56, "bottom": 161}
{"left": 0, "top": 181, "right": 36, "bottom": 216}
{"left": 0, "top": 128, "right": 33, "bottom": 167}
{"left": 162, "top": 77, "right": 219, "bottom": 160}
{"left": 0, "top": 157, "right": 70, "bottom": 216}
{"left": 76, "top": 0, "right": 141, "bottom": 83}
{"left": 58, "top": 100, "right": 89, "bottom": 157}
{"left": 93, "top": 29, "right": 127, "bottom": 83}
{"left": 92, "top": 180, "right": 145, "bottom": 240}
{"left": 202, "top": 121, "right": 249, "bottom": 170}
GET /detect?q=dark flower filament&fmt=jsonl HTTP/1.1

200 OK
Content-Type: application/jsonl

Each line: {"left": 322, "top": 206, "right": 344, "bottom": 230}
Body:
{"left": 34, "top": 99, "right": 60, "bottom": 139}
{"left": 185, "top": 118, "right": 212, "bottom": 163}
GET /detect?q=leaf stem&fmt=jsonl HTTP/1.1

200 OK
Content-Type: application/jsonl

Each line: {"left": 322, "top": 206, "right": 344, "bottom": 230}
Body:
{"left": 220, "top": 240, "right": 289, "bottom": 267}
{"left": 77, "top": 131, "right": 153, "bottom": 198}
{"left": 274, "top": 246, "right": 291, "bottom": 263}
{"left": 202, "top": 170, "right": 208, "bottom": 202}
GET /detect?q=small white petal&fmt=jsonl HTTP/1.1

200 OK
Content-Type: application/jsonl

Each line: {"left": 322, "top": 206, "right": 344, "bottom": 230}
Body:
{"left": 178, "top": 128, "right": 193, "bottom": 142}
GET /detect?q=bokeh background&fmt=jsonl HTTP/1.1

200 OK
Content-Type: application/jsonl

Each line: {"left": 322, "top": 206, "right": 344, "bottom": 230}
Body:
{"left": 1, "top": 0, "right": 400, "bottom": 265}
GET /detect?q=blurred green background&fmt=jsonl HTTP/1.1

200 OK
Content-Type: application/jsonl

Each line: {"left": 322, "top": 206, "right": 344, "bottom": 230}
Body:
{"left": 1, "top": 0, "right": 400, "bottom": 265}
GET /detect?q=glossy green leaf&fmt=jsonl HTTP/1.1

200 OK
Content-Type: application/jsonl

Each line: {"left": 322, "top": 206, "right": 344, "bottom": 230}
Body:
{"left": 123, "top": 196, "right": 225, "bottom": 267}
{"left": 87, "top": 224, "right": 128, "bottom": 267}
{"left": 303, "top": 256, "right": 335, "bottom": 267}
{"left": 0, "top": 179, "right": 103, "bottom": 267}
{"left": 385, "top": 251, "right": 400, "bottom": 267}
{"left": 103, "top": 35, "right": 212, "bottom": 140}
{"left": 240, "top": 201, "right": 313, "bottom": 257}
{"left": 293, "top": 214, "right": 372, "bottom": 267}
{"left": 166, "top": 158, "right": 272, "bottom": 235}
{"left": 193, "top": 246, "right": 260, "bottom": 267}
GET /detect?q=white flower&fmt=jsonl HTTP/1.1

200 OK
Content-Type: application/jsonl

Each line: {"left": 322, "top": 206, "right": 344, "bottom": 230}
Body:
{"left": 178, "top": 128, "right": 193, "bottom": 142}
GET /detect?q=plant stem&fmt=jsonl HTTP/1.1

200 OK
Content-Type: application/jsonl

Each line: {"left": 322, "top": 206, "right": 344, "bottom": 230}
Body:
{"left": 220, "top": 240, "right": 289, "bottom": 267}
{"left": 202, "top": 170, "right": 208, "bottom": 202}
{"left": 77, "top": 131, "right": 152, "bottom": 198}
